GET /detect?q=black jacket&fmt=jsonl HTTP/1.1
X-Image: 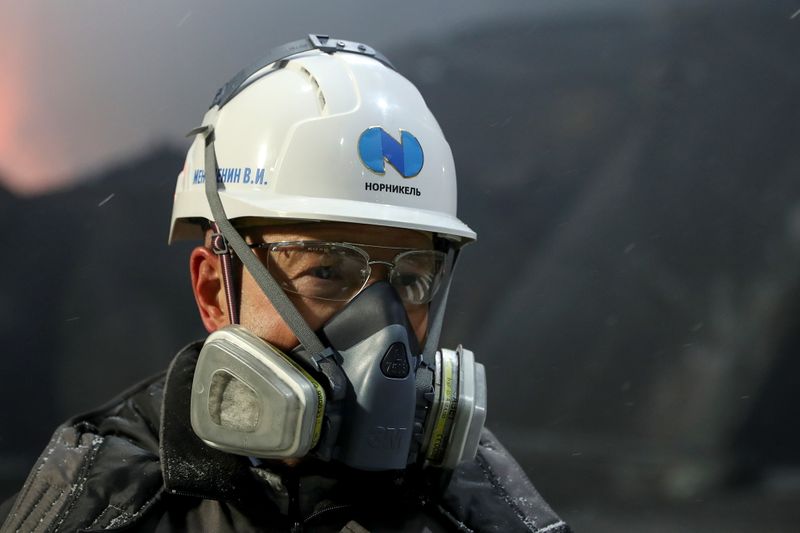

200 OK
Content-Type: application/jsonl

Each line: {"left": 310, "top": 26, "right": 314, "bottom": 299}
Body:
{"left": 0, "top": 341, "right": 570, "bottom": 533}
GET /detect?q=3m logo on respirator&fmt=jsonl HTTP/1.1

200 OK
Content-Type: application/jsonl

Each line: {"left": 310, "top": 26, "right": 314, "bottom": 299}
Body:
{"left": 358, "top": 127, "right": 424, "bottom": 178}
{"left": 367, "top": 426, "right": 406, "bottom": 450}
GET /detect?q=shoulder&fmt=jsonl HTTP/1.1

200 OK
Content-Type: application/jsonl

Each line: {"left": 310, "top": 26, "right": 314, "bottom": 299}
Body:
{"left": 439, "top": 428, "right": 571, "bottom": 533}
{"left": 0, "top": 372, "right": 167, "bottom": 533}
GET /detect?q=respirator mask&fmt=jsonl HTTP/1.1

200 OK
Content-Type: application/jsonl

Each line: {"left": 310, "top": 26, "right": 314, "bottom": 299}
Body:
{"left": 182, "top": 35, "right": 487, "bottom": 473}
{"left": 190, "top": 280, "right": 487, "bottom": 471}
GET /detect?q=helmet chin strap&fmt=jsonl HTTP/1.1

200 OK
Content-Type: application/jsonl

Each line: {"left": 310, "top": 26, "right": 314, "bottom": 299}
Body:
{"left": 202, "top": 126, "right": 330, "bottom": 362}
{"left": 421, "top": 243, "right": 459, "bottom": 365}
{"left": 201, "top": 126, "right": 354, "bottom": 457}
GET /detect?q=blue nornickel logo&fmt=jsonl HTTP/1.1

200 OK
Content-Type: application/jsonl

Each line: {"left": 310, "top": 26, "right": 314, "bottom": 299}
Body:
{"left": 358, "top": 127, "right": 424, "bottom": 178}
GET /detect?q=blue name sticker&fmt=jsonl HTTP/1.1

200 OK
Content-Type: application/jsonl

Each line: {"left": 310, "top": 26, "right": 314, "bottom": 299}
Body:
{"left": 192, "top": 167, "right": 267, "bottom": 186}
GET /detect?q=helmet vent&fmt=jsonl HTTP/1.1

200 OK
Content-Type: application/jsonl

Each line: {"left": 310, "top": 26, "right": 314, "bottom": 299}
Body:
{"left": 298, "top": 66, "right": 327, "bottom": 114}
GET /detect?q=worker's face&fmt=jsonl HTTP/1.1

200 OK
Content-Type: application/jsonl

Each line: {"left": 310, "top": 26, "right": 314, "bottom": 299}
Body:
{"left": 190, "top": 222, "right": 433, "bottom": 351}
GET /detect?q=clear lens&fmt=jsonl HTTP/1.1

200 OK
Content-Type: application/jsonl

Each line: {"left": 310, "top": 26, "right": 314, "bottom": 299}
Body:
{"left": 389, "top": 250, "right": 446, "bottom": 305}
{"left": 265, "top": 242, "right": 369, "bottom": 302}
{"left": 259, "top": 242, "right": 446, "bottom": 305}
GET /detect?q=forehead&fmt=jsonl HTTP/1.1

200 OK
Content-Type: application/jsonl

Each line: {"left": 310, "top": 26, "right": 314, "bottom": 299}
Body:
{"left": 239, "top": 221, "right": 433, "bottom": 249}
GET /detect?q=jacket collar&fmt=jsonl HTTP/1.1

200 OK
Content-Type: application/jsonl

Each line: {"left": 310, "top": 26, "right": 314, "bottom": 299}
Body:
{"left": 159, "top": 340, "right": 265, "bottom": 503}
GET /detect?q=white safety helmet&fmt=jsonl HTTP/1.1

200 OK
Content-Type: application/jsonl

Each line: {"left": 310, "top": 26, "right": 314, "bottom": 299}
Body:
{"left": 169, "top": 35, "right": 475, "bottom": 245}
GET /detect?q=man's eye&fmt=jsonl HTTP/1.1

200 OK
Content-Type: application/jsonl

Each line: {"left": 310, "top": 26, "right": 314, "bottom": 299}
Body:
{"left": 310, "top": 265, "right": 339, "bottom": 280}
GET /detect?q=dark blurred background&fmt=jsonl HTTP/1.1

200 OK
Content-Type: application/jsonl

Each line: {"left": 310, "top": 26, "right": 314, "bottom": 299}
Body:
{"left": 2, "top": 1, "right": 800, "bottom": 531}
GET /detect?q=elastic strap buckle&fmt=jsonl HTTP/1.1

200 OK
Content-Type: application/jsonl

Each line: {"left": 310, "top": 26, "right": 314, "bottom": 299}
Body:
{"left": 310, "top": 347, "right": 342, "bottom": 366}
{"left": 210, "top": 231, "right": 230, "bottom": 256}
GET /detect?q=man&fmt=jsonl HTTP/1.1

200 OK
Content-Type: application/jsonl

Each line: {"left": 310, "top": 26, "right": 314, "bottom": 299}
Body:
{"left": 1, "top": 36, "right": 569, "bottom": 532}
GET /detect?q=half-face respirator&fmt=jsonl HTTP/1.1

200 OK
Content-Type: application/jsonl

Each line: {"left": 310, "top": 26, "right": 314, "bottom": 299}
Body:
{"left": 190, "top": 281, "right": 487, "bottom": 471}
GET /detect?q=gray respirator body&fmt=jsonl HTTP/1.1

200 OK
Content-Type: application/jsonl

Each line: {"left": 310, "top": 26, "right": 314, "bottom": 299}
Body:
{"left": 190, "top": 281, "right": 487, "bottom": 472}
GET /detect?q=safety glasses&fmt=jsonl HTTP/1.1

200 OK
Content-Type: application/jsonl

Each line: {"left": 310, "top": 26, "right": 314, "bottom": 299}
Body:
{"left": 247, "top": 241, "right": 446, "bottom": 305}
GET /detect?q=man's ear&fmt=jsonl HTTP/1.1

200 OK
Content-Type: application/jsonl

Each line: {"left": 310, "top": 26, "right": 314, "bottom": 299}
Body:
{"left": 190, "top": 246, "right": 229, "bottom": 332}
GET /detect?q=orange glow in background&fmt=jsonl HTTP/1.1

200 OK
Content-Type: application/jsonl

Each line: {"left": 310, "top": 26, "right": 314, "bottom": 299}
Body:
{"left": 0, "top": 6, "right": 71, "bottom": 196}
{"left": 0, "top": 16, "right": 33, "bottom": 193}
